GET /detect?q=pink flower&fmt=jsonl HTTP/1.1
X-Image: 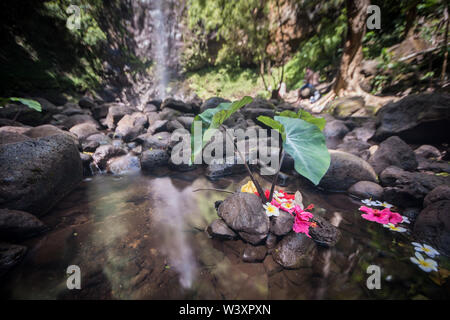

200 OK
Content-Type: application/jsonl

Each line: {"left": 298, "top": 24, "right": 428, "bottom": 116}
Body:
{"left": 359, "top": 206, "right": 403, "bottom": 225}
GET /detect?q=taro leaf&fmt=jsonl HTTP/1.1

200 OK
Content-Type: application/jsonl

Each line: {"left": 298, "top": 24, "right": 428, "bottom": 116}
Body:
{"left": 256, "top": 115, "right": 286, "bottom": 140}
{"left": 278, "top": 109, "right": 326, "bottom": 131}
{"left": 190, "top": 96, "right": 253, "bottom": 163}
{"left": 9, "top": 97, "right": 42, "bottom": 112}
{"left": 274, "top": 116, "right": 330, "bottom": 185}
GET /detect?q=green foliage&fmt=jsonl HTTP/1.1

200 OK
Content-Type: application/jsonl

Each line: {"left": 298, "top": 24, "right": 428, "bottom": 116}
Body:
{"left": 0, "top": 98, "right": 42, "bottom": 112}
{"left": 277, "top": 110, "right": 326, "bottom": 131}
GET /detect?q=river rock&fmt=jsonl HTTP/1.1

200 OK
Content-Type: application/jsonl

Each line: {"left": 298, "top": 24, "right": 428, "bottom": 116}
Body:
{"left": 328, "top": 96, "right": 365, "bottom": 118}
{"left": 161, "top": 98, "right": 198, "bottom": 113}
{"left": 147, "top": 120, "right": 169, "bottom": 134}
{"left": 413, "top": 200, "right": 450, "bottom": 256}
{"left": 206, "top": 219, "right": 238, "bottom": 240}
{"left": 348, "top": 181, "right": 384, "bottom": 200}
{"left": 423, "top": 185, "right": 450, "bottom": 207}
{"left": 0, "top": 208, "right": 47, "bottom": 240}
{"left": 369, "top": 136, "right": 417, "bottom": 174}
{"left": 92, "top": 144, "right": 127, "bottom": 170}
{"left": 309, "top": 215, "right": 341, "bottom": 247}
{"left": 270, "top": 210, "right": 294, "bottom": 236}
{"left": 140, "top": 149, "right": 169, "bottom": 171}
{"left": 217, "top": 192, "right": 269, "bottom": 245}
{"left": 79, "top": 97, "right": 96, "bottom": 109}
{"left": 414, "top": 145, "right": 441, "bottom": 159}
{"left": 0, "top": 134, "right": 83, "bottom": 216}
{"left": 374, "top": 93, "right": 450, "bottom": 143}
{"left": 272, "top": 232, "right": 316, "bottom": 269}
{"left": 206, "top": 157, "right": 247, "bottom": 179}
{"left": 105, "top": 103, "right": 133, "bottom": 129}
{"left": 0, "top": 242, "right": 27, "bottom": 278}
{"left": 69, "top": 123, "right": 99, "bottom": 141}
{"left": 323, "top": 120, "right": 350, "bottom": 149}
{"left": 135, "top": 131, "right": 171, "bottom": 150}
{"left": 62, "top": 114, "right": 99, "bottom": 130}
{"left": 200, "top": 97, "right": 230, "bottom": 113}
{"left": 336, "top": 140, "right": 371, "bottom": 160}
{"left": 0, "top": 131, "right": 30, "bottom": 145}
{"left": 242, "top": 244, "right": 267, "bottom": 263}
{"left": 115, "top": 112, "right": 148, "bottom": 142}
{"left": 106, "top": 154, "right": 141, "bottom": 175}
{"left": 318, "top": 150, "right": 377, "bottom": 192}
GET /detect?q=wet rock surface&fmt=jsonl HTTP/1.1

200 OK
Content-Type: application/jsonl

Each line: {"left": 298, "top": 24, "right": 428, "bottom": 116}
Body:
{"left": 0, "top": 209, "right": 48, "bottom": 241}
{"left": 206, "top": 219, "right": 237, "bottom": 240}
{"left": 348, "top": 181, "right": 384, "bottom": 200}
{"left": 369, "top": 136, "right": 418, "bottom": 174}
{"left": 272, "top": 232, "right": 316, "bottom": 269}
{"left": 0, "top": 243, "right": 27, "bottom": 278}
{"left": 309, "top": 215, "right": 341, "bottom": 248}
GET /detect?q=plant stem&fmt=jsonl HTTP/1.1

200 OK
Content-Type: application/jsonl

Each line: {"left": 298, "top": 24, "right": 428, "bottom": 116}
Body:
{"left": 269, "top": 149, "right": 285, "bottom": 202}
{"left": 223, "top": 126, "right": 268, "bottom": 202}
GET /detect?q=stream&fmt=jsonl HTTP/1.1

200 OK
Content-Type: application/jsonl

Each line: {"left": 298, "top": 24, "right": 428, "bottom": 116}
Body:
{"left": 1, "top": 168, "right": 448, "bottom": 300}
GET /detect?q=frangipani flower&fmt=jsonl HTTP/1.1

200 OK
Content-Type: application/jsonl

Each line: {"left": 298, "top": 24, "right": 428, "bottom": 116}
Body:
{"left": 410, "top": 252, "right": 438, "bottom": 272}
{"left": 361, "top": 199, "right": 383, "bottom": 207}
{"left": 280, "top": 201, "right": 295, "bottom": 213}
{"left": 241, "top": 181, "right": 257, "bottom": 194}
{"left": 381, "top": 201, "right": 394, "bottom": 209}
{"left": 263, "top": 202, "right": 280, "bottom": 217}
{"left": 383, "top": 223, "right": 407, "bottom": 232}
{"left": 401, "top": 216, "right": 411, "bottom": 224}
{"left": 412, "top": 242, "right": 440, "bottom": 258}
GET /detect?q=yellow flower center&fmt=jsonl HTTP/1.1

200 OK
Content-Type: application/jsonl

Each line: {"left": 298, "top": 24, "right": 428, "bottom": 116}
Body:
{"left": 419, "top": 260, "right": 431, "bottom": 268}
{"left": 268, "top": 206, "right": 275, "bottom": 213}
{"left": 423, "top": 247, "right": 430, "bottom": 252}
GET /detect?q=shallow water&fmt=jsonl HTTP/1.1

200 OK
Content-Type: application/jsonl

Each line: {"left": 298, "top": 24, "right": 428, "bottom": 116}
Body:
{"left": 1, "top": 168, "right": 449, "bottom": 299}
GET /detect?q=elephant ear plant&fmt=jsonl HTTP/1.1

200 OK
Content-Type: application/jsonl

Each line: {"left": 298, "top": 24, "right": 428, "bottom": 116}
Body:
{"left": 190, "top": 96, "right": 330, "bottom": 203}
{"left": 0, "top": 97, "right": 42, "bottom": 121}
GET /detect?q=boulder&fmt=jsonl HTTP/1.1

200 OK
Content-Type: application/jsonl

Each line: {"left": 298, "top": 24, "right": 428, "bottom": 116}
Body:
{"left": 0, "top": 98, "right": 57, "bottom": 126}
{"left": 242, "top": 244, "right": 267, "bottom": 263}
{"left": 0, "top": 131, "right": 30, "bottom": 145}
{"left": 200, "top": 97, "right": 230, "bottom": 113}
{"left": 217, "top": 192, "right": 269, "bottom": 245}
{"left": 206, "top": 219, "right": 238, "bottom": 240}
{"left": 270, "top": 210, "right": 294, "bottom": 236}
{"left": 161, "top": 98, "right": 198, "bottom": 113}
{"left": 106, "top": 154, "right": 141, "bottom": 175}
{"left": 115, "top": 112, "right": 148, "bottom": 142}
{"left": 323, "top": 120, "right": 350, "bottom": 149}
{"left": 0, "top": 208, "right": 47, "bottom": 240}
{"left": 0, "top": 242, "right": 27, "bottom": 278}
{"left": 272, "top": 232, "right": 316, "bottom": 269}
{"left": 135, "top": 131, "right": 171, "bottom": 150}
{"left": 62, "top": 114, "right": 99, "bottom": 129}
{"left": 336, "top": 140, "right": 371, "bottom": 160}
{"left": 309, "top": 215, "right": 341, "bottom": 247}
{"left": 424, "top": 185, "right": 450, "bottom": 207}
{"left": 414, "top": 200, "right": 450, "bottom": 256}
{"left": 369, "top": 136, "right": 417, "bottom": 174}
{"left": 0, "top": 134, "right": 83, "bottom": 216}
{"left": 147, "top": 120, "right": 169, "bottom": 134}
{"left": 69, "top": 123, "right": 99, "bottom": 141}
{"left": 105, "top": 103, "right": 133, "bottom": 129}
{"left": 348, "top": 181, "right": 384, "bottom": 200}
{"left": 318, "top": 150, "right": 377, "bottom": 192}
{"left": 140, "top": 149, "right": 169, "bottom": 171}
{"left": 206, "top": 157, "right": 247, "bottom": 180}
{"left": 327, "top": 96, "right": 366, "bottom": 118}
{"left": 78, "top": 97, "right": 96, "bottom": 109}
{"left": 92, "top": 145, "right": 127, "bottom": 170}
{"left": 374, "top": 93, "right": 450, "bottom": 143}
{"left": 25, "top": 124, "right": 79, "bottom": 148}
{"left": 414, "top": 145, "right": 441, "bottom": 159}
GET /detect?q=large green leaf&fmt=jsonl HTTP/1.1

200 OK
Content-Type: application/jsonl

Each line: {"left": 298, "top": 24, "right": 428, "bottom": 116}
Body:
{"left": 274, "top": 116, "right": 330, "bottom": 185}
{"left": 256, "top": 115, "right": 286, "bottom": 140}
{"left": 9, "top": 98, "right": 42, "bottom": 112}
{"left": 278, "top": 109, "right": 326, "bottom": 131}
{"left": 190, "top": 96, "right": 253, "bottom": 163}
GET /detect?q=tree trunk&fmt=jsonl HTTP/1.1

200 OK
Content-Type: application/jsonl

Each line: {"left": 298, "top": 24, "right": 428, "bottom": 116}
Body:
{"left": 404, "top": 0, "right": 419, "bottom": 39}
{"left": 333, "top": 0, "right": 369, "bottom": 96}
{"left": 441, "top": 4, "right": 449, "bottom": 84}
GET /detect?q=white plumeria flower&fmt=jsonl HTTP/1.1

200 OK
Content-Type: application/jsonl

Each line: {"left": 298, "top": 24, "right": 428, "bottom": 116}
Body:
{"left": 410, "top": 252, "right": 438, "bottom": 272}
{"left": 381, "top": 201, "right": 393, "bottom": 209}
{"left": 412, "top": 242, "right": 440, "bottom": 258}
{"left": 401, "top": 216, "right": 411, "bottom": 224}
{"left": 281, "top": 200, "right": 295, "bottom": 212}
{"left": 383, "top": 223, "right": 407, "bottom": 232}
{"left": 263, "top": 202, "right": 280, "bottom": 217}
{"left": 273, "top": 191, "right": 285, "bottom": 199}
{"left": 361, "top": 199, "right": 383, "bottom": 207}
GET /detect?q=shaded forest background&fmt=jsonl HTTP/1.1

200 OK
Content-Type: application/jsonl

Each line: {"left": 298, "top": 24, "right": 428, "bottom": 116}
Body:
{"left": 0, "top": 0, "right": 448, "bottom": 103}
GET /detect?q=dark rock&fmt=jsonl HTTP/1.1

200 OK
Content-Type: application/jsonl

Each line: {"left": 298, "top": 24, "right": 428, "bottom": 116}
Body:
{"left": 328, "top": 96, "right": 366, "bottom": 118}
{"left": 140, "top": 149, "right": 169, "bottom": 171}
{"left": 417, "top": 158, "right": 450, "bottom": 173}
{"left": 166, "top": 120, "right": 184, "bottom": 132}
{"left": 369, "top": 136, "right": 417, "bottom": 174}
{"left": 343, "top": 125, "right": 376, "bottom": 143}
{"left": 309, "top": 215, "right": 341, "bottom": 247}
{"left": 380, "top": 166, "right": 450, "bottom": 207}
{"left": 62, "top": 114, "right": 99, "bottom": 130}
{"left": 424, "top": 185, "right": 450, "bottom": 207}
{"left": 91, "top": 104, "right": 109, "bottom": 120}
{"left": 80, "top": 153, "right": 93, "bottom": 176}
{"left": 0, "top": 242, "right": 27, "bottom": 278}
{"left": 270, "top": 211, "right": 294, "bottom": 236}
{"left": 0, "top": 98, "right": 57, "bottom": 126}
{"left": 374, "top": 93, "right": 450, "bottom": 143}
{"left": 323, "top": 120, "right": 350, "bottom": 149}
{"left": 414, "top": 145, "right": 441, "bottom": 159}
{"left": 206, "top": 219, "right": 237, "bottom": 240}
{"left": 217, "top": 192, "right": 269, "bottom": 245}
{"left": 413, "top": 200, "right": 450, "bottom": 256}
{"left": 402, "top": 207, "right": 421, "bottom": 223}
{"left": 242, "top": 244, "right": 267, "bottom": 263}
{"left": 106, "top": 154, "right": 141, "bottom": 175}
{"left": 105, "top": 103, "right": 133, "bottom": 129}
{"left": 206, "top": 157, "right": 247, "bottom": 179}
{"left": 135, "top": 131, "right": 171, "bottom": 150}
{"left": 79, "top": 97, "right": 96, "bottom": 109}
{"left": 177, "top": 116, "right": 194, "bottom": 130}
{"left": 168, "top": 158, "right": 198, "bottom": 172}
{"left": 115, "top": 112, "right": 148, "bottom": 142}
{"left": 0, "top": 208, "right": 47, "bottom": 240}
{"left": 0, "top": 134, "right": 83, "bottom": 216}
{"left": 272, "top": 232, "right": 316, "bottom": 269}
{"left": 92, "top": 145, "right": 127, "bottom": 170}
{"left": 69, "top": 123, "right": 99, "bottom": 142}
{"left": 348, "top": 181, "right": 384, "bottom": 200}
{"left": 263, "top": 255, "right": 283, "bottom": 276}
{"left": 0, "top": 131, "right": 30, "bottom": 145}
{"left": 319, "top": 150, "right": 377, "bottom": 192}
{"left": 161, "top": 98, "right": 198, "bottom": 113}
{"left": 200, "top": 97, "right": 230, "bottom": 113}
{"left": 82, "top": 140, "right": 100, "bottom": 153}
{"left": 336, "top": 140, "right": 371, "bottom": 160}
{"left": 265, "top": 233, "right": 278, "bottom": 250}
{"left": 147, "top": 120, "right": 169, "bottom": 134}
